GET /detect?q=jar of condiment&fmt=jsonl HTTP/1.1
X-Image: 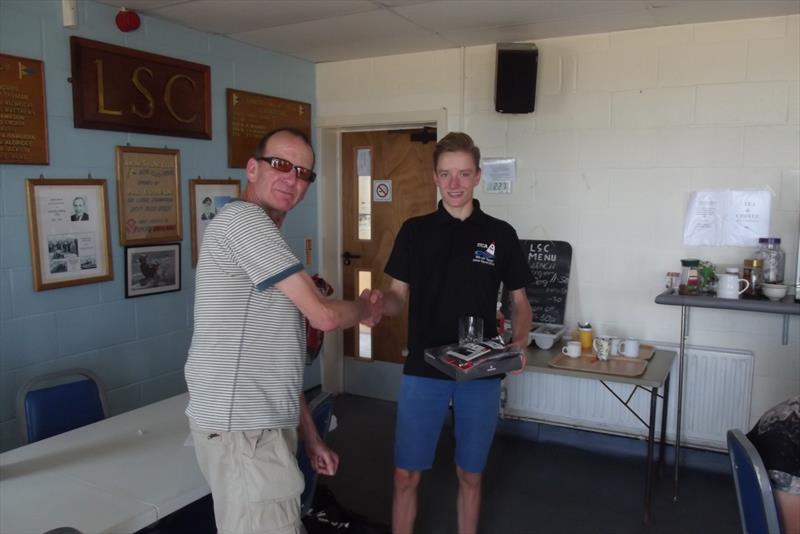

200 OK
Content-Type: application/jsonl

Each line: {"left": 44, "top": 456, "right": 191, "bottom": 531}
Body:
{"left": 679, "top": 259, "right": 700, "bottom": 295}
{"left": 753, "top": 238, "right": 785, "bottom": 284}
{"left": 665, "top": 271, "right": 681, "bottom": 291}
{"left": 742, "top": 258, "right": 763, "bottom": 299}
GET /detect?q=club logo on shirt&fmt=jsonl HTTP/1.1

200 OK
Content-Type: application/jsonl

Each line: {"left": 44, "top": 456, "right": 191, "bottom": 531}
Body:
{"left": 473, "top": 241, "right": 496, "bottom": 266}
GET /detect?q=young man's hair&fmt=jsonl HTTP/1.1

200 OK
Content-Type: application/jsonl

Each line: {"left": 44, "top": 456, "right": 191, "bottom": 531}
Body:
{"left": 254, "top": 127, "right": 315, "bottom": 167}
{"left": 432, "top": 132, "right": 481, "bottom": 170}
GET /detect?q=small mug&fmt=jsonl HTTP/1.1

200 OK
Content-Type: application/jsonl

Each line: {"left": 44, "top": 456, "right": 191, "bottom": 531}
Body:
{"left": 716, "top": 273, "right": 750, "bottom": 300}
{"left": 610, "top": 336, "right": 622, "bottom": 356}
{"left": 561, "top": 341, "right": 582, "bottom": 358}
{"left": 619, "top": 338, "right": 641, "bottom": 358}
{"left": 593, "top": 336, "right": 612, "bottom": 361}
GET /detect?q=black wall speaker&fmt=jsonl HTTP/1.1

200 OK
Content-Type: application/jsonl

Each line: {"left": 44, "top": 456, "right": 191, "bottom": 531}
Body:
{"left": 495, "top": 43, "right": 538, "bottom": 114}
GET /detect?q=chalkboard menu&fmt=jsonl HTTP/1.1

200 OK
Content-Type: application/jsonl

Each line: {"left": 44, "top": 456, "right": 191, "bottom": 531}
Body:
{"left": 504, "top": 240, "right": 572, "bottom": 325}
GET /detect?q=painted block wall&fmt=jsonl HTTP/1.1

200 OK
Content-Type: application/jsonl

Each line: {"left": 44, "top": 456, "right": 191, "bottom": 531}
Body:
{"left": 0, "top": 0, "right": 318, "bottom": 451}
{"left": 317, "top": 16, "right": 800, "bottom": 424}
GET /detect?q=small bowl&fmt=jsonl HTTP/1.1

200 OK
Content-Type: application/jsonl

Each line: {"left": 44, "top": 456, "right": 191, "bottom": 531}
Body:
{"left": 762, "top": 283, "right": 787, "bottom": 301}
{"left": 529, "top": 324, "right": 566, "bottom": 350}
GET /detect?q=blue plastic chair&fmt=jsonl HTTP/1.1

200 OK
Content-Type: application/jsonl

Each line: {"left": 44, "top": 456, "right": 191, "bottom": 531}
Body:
{"left": 727, "top": 429, "right": 783, "bottom": 534}
{"left": 16, "top": 368, "right": 108, "bottom": 444}
{"left": 297, "top": 392, "right": 335, "bottom": 515}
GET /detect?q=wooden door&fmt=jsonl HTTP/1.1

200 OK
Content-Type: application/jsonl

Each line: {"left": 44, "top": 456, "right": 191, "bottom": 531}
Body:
{"left": 341, "top": 129, "right": 436, "bottom": 363}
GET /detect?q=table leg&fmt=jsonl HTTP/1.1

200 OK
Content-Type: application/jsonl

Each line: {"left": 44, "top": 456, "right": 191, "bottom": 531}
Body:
{"left": 643, "top": 385, "right": 658, "bottom": 526}
{"left": 674, "top": 305, "right": 689, "bottom": 502}
{"left": 659, "top": 373, "right": 671, "bottom": 476}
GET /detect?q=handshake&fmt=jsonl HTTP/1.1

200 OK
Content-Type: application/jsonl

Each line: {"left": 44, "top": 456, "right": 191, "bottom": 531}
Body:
{"left": 358, "top": 288, "right": 386, "bottom": 327}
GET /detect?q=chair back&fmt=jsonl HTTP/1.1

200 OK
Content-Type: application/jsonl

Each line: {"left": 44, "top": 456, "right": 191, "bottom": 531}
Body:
{"left": 16, "top": 368, "right": 108, "bottom": 444}
{"left": 727, "top": 429, "right": 783, "bottom": 534}
{"left": 298, "top": 392, "right": 335, "bottom": 515}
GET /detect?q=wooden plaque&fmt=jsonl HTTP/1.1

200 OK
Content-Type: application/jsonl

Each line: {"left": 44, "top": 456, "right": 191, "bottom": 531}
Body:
{"left": 227, "top": 88, "right": 311, "bottom": 168}
{"left": 0, "top": 53, "right": 49, "bottom": 164}
{"left": 70, "top": 37, "right": 211, "bottom": 139}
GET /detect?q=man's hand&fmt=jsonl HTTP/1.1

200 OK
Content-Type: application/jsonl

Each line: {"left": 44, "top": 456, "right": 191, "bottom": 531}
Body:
{"left": 359, "top": 288, "right": 383, "bottom": 327}
{"left": 506, "top": 337, "right": 528, "bottom": 374}
{"left": 305, "top": 438, "right": 339, "bottom": 476}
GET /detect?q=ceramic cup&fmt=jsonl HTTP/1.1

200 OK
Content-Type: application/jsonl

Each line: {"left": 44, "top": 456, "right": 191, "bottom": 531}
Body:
{"left": 458, "top": 316, "right": 484, "bottom": 345}
{"left": 717, "top": 273, "right": 750, "bottom": 299}
{"left": 561, "top": 340, "right": 582, "bottom": 358}
{"left": 620, "top": 338, "right": 641, "bottom": 358}
{"left": 593, "top": 336, "right": 613, "bottom": 361}
{"left": 610, "top": 336, "right": 622, "bottom": 356}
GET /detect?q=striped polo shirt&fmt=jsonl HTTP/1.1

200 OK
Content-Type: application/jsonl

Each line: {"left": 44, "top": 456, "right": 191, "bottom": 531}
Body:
{"left": 185, "top": 200, "right": 305, "bottom": 431}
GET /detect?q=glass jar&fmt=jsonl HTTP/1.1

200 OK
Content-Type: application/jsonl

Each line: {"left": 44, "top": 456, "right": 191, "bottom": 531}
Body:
{"left": 679, "top": 259, "right": 700, "bottom": 295}
{"left": 742, "top": 258, "right": 763, "bottom": 299}
{"left": 753, "top": 238, "right": 785, "bottom": 284}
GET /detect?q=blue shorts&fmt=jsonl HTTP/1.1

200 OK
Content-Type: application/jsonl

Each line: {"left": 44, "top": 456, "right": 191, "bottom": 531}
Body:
{"left": 394, "top": 375, "right": 501, "bottom": 474}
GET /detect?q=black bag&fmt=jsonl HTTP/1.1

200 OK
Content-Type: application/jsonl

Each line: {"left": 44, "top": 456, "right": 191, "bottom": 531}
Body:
{"left": 302, "top": 485, "right": 390, "bottom": 534}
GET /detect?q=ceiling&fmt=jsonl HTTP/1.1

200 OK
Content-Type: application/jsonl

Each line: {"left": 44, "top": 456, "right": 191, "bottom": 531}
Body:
{"left": 97, "top": 0, "right": 800, "bottom": 63}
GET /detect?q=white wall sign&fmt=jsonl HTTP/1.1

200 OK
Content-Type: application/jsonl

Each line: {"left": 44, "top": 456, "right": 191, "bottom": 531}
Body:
{"left": 683, "top": 189, "right": 771, "bottom": 247}
{"left": 481, "top": 158, "right": 516, "bottom": 183}
{"left": 373, "top": 179, "right": 392, "bottom": 202}
{"left": 485, "top": 181, "right": 512, "bottom": 194}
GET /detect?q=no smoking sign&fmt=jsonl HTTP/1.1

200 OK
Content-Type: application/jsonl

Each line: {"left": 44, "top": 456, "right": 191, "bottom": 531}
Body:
{"left": 372, "top": 179, "right": 392, "bottom": 202}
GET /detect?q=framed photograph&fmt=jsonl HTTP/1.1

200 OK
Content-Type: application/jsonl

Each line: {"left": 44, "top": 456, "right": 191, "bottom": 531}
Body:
{"left": 125, "top": 243, "right": 181, "bottom": 298}
{"left": 26, "top": 178, "right": 113, "bottom": 291}
{"left": 116, "top": 146, "right": 182, "bottom": 245}
{"left": 189, "top": 178, "right": 241, "bottom": 265}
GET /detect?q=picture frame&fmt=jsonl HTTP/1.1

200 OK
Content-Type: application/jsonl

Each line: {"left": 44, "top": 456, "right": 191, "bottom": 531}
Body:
{"left": 188, "top": 178, "right": 241, "bottom": 266}
{"left": 115, "top": 146, "right": 182, "bottom": 245}
{"left": 125, "top": 243, "right": 181, "bottom": 298}
{"left": 26, "top": 178, "right": 113, "bottom": 291}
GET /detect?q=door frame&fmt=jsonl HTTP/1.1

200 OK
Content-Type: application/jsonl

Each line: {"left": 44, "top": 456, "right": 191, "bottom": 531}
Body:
{"left": 316, "top": 109, "right": 448, "bottom": 393}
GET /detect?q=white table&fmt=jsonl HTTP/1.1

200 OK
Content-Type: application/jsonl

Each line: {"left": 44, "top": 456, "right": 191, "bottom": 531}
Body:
{"left": 0, "top": 393, "right": 208, "bottom": 534}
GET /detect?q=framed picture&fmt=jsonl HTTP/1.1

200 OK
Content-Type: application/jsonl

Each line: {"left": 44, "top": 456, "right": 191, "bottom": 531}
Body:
{"left": 116, "top": 146, "right": 182, "bottom": 245}
{"left": 189, "top": 178, "right": 241, "bottom": 265}
{"left": 26, "top": 178, "right": 113, "bottom": 291}
{"left": 125, "top": 243, "right": 181, "bottom": 298}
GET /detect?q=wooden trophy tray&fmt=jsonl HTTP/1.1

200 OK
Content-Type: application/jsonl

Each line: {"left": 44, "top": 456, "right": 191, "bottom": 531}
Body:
{"left": 548, "top": 353, "right": 648, "bottom": 377}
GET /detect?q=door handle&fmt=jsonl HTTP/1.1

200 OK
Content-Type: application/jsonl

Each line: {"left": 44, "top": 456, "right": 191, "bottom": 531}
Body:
{"left": 342, "top": 251, "right": 362, "bottom": 266}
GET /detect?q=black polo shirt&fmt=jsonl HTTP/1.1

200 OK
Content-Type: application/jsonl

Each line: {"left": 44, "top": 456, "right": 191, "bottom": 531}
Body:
{"left": 385, "top": 200, "right": 532, "bottom": 379}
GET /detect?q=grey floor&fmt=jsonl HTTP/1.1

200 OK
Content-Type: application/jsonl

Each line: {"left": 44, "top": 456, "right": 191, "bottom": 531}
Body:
{"left": 322, "top": 394, "right": 742, "bottom": 534}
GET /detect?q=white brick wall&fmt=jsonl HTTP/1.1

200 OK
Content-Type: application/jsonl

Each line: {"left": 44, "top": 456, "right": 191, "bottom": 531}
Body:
{"left": 316, "top": 15, "right": 800, "bottom": 424}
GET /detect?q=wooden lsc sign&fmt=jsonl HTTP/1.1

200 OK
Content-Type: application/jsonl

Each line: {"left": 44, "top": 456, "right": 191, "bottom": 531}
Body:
{"left": 70, "top": 37, "right": 211, "bottom": 139}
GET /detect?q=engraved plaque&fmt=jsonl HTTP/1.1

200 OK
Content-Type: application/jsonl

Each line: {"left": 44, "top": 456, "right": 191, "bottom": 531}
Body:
{"left": 0, "top": 53, "right": 49, "bottom": 164}
{"left": 70, "top": 37, "right": 211, "bottom": 139}
{"left": 227, "top": 88, "right": 311, "bottom": 168}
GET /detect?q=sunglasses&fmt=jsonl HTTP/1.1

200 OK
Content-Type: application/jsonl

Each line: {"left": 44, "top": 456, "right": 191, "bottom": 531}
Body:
{"left": 256, "top": 156, "right": 317, "bottom": 183}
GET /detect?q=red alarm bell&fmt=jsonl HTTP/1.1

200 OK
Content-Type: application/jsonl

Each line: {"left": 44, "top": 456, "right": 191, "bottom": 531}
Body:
{"left": 115, "top": 8, "right": 140, "bottom": 32}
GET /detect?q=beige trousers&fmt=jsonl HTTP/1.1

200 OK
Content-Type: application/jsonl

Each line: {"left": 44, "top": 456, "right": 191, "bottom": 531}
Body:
{"left": 190, "top": 419, "right": 305, "bottom": 534}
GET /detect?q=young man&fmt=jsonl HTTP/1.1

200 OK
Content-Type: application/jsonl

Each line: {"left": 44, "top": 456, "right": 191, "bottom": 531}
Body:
{"left": 381, "top": 132, "right": 533, "bottom": 534}
{"left": 185, "top": 128, "right": 382, "bottom": 534}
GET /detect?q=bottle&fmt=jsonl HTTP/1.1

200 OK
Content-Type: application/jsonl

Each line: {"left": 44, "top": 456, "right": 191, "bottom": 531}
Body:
{"left": 742, "top": 258, "right": 763, "bottom": 299}
{"left": 753, "top": 238, "right": 785, "bottom": 284}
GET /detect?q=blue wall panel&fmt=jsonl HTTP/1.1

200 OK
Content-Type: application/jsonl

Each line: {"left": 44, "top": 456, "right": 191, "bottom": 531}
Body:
{"left": 0, "top": 0, "right": 318, "bottom": 451}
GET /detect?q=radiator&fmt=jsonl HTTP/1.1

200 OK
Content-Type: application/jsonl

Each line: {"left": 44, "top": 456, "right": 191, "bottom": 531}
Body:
{"left": 502, "top": 343, "right": 753, "bottom": 451}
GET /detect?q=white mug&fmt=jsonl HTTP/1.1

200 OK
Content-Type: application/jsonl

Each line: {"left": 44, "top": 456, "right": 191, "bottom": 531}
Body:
{"left": 593, "top": 336, "right": 612, "bottom": 361}
{"left": 561, "top": 341, "right": 582, "bottom": 358}
{"left": 619, "top": 338, "right": 640, "bottom": 358}
{"left": 716, "top": 273, "right": 750, "bottom": 300}
{"left": 610, "top": 336, "right": 622, "bottom": 356}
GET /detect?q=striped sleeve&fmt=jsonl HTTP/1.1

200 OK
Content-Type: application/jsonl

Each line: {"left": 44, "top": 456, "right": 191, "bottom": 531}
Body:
{"left": 226, "top": 204, "right": 302, "bottom": 289}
